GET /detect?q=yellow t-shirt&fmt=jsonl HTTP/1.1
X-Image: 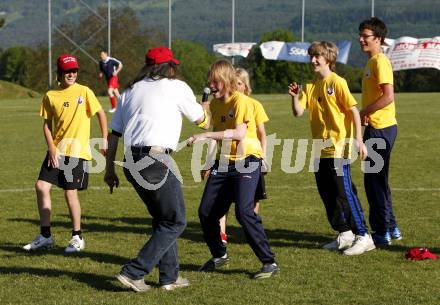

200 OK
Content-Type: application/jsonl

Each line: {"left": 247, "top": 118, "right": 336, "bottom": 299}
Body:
{"left": 210, "top": 91, "right": 263, "bottom": 161}
{"left": 250, "top": 97, "right": 269, "bottom": 126}
{"left": 40, "top": 83, "right": 102, "bottom": 160}
{"left": 300, "top": 72, "right": 357, "bottom": 159}
{"left": 361, "top": 53, "right": 397, "bottom": 129}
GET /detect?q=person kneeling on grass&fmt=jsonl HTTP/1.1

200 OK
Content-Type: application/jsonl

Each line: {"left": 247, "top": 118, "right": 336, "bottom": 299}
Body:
{"left": 23, "top": 54, "right": 108, "bottom": 253}
{"left": 288, "top": 41, "right": 375, "bottom": 256}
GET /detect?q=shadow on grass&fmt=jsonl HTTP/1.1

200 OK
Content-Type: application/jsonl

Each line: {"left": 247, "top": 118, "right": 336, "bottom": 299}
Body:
{"left": 0, "top": 243, "right": 129, "bottom": 265}
{"left": 13, "top": 215, "right": 430, "bottom": 253}
{"left": 0, "top": 266, "right": 125, "bottom": 291}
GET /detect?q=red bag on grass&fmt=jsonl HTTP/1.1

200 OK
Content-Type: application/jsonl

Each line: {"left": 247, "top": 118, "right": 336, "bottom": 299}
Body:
{"left": 405, "top": 247, "right": 438, "bottom": 260}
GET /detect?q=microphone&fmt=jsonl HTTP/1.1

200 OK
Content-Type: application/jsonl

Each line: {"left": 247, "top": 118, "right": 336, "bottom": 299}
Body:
{"left": 202, "top": 87, "right": 211, "bottom": 103}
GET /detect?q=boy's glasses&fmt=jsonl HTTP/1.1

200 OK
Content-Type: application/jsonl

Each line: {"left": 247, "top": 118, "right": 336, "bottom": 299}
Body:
{"left": 359, "top": 34, "right": 375, "bottom": 39}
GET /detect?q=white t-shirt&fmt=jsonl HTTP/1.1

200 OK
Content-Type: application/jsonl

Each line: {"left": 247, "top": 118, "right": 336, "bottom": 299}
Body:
{"left": 110, "top": 78, "right": 204, "bottom": 150}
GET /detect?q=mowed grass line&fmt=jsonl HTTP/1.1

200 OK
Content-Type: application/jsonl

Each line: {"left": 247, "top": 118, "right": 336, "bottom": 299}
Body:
{"left": 0, "top": 93, "right": 439, "bottom": 305}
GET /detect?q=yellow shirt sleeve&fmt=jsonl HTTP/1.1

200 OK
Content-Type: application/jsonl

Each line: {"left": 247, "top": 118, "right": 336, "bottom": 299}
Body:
{"left": 253, "top": 100, "right": 269, "bottom": 125}
{"left": 39, "top": 94, "right": 53, "bottom": 120}
{"left": 85, "top": 87, "right": 102, "bottom": 117}
{"left": 335, "top": 78, "right": 357, "bottom": 111}
{"left": 375, "top": 56, "right": 394, "bottom": 86}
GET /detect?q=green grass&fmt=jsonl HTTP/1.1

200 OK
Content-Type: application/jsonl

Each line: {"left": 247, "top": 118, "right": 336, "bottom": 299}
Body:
{"left": 0, "top": 80, "right": 41, "bottom": 100}
{"left": 0, "top": 93, "right": 439, "bottom": 305}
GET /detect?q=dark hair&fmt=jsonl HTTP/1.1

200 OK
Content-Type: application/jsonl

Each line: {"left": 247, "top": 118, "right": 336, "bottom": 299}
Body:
{"left": 359, "top": 17, "right": 388, "bottom": 44}
{"left": 128, "top": 61, "right": 178, "bottom": 88}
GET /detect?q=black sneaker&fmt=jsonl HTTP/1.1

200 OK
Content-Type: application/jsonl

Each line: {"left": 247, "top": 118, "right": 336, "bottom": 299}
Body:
{"left": 198, "top": 255, "right": 230, "bottom": 272}
{"left": 253, "top": 263, "right": 279, "bottom": 279}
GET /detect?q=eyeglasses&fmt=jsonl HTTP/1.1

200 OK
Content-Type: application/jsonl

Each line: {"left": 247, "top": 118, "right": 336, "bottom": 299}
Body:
{"left": 359, "top": 33, "right": 375, "bottom": 39}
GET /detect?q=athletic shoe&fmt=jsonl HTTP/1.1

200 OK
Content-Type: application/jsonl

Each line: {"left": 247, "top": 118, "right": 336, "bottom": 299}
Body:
{"left": 220, "top": 232, "right": 228, "bottom": 244}
{"left": 343, "top": 234, "right": 376, "bottom": 256}
{"left": 391, "top": 227, "right": 403, "bottom": 240}
{"left": 23, "top": 234, "right": 54, "bottom": 251}
{"left": 116, "top": 273, "right": 151, "bottom": 292}
{"left": 372, "top": 231, "right": 392, "bottom": 246}
{"left": 253, "top": 262, "right": 279, "bottom": 279}
{"left": 198, "top": 254, "right": 229, "bottom": 272}
{"left": 65, "top": 235, "right": 85, "bottom": 253}
{"left": 323, "top": 230, "right": 355, "bottom": 250}
{"left": 161, "top": 276, "right": 190, "bottom": 291}
{"left": 108, "top": 108, "right": 116, "bottom": 113}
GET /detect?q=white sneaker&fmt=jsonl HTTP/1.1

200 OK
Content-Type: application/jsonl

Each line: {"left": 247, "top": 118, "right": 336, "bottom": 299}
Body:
{"left": 65, "top": 235, "right": 85, "bottom": 253}
{"left": 343, "top": 234, "right": 376, "bottom": 256}
{"left": 108, "top": 108, "right": 116, "bottom": 113}
{"left": 23, "top": 234, "right": 54, "bottom": 251}
{"left": 161, "top": 276, "right": 190, "bottom": 291}
{"left": 323, "top": 230, "right": 355, "bottom": 250}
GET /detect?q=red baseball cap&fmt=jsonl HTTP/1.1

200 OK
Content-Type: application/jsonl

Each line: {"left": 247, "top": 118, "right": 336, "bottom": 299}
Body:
{"left": 57, "top": 54, "right": 79, "bottom": 72}
{"left": 145, "top": 46, "right": 180, "bottom": 65}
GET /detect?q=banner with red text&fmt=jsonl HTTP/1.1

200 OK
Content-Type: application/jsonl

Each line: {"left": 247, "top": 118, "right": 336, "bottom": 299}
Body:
{"left": 384, "top": 36, "right": 440, "bottom": 71}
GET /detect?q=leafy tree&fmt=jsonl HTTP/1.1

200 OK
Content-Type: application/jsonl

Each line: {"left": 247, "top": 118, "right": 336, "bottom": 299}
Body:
{"left": 0, "top": 17, "right": 5, "bottom": 28}
{"left": 172, "top": 39, "right": 216, "bottom": 93}
{"left": 0, "top": 46, "right": 35, "bottom": 87}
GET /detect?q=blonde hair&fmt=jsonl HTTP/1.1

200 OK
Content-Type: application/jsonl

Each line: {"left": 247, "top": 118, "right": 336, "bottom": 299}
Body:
{"left": 235, "top": 68, "right": 252, "bottom": 96}
{"left": 308, "top": 41, "right": 339, "bottom": 71}
{"left": 207, "top": 59, "right": 237, "bottom": 94}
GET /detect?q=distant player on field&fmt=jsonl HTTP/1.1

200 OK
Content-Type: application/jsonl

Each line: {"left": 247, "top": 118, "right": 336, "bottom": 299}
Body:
{"left": 99, "top": 50, "right": 123, "bottom": 113}
{"left": 358, "top": 17, "right": 401, "bottom": 245}
{"left": 288, "top": 41, "right": 375, "bottom": 256}
{"left": 23, "top": 54, "right": 107, "bottom": 253}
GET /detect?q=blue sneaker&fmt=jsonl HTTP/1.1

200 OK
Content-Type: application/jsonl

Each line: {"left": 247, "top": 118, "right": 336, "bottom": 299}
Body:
{"left": 372, "top": 231, "right": 391, "bottom": 246}
{"left": 390, "top": 227, "right": 403, "bottom": 240}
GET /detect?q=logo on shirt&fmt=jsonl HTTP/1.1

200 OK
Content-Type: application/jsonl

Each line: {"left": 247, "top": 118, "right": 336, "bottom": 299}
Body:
{"left": 63, "top": 101, "right": 70, "bottom": 107}
{"left": 364, "top": 68, "right": 371, "bottom": 78}
{"left": 227, "top": 109, "right": 235, "bottom": 119}
{"left": 326, "top": 87, "right": 334, "bottom": 96}
{"left": 76, "top": 96, "right": 84, "bottom": 104}
{"left": 221, "top": 116, "right": 226, "bottom": 122}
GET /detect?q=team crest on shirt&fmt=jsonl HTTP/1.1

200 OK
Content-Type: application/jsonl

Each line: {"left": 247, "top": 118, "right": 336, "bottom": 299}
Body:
{"left": 326, "top": 87, "right": 335, "bottom": 96}
{"left": 227, "top": 108, "right": 235, "bottom": 119}
{"left": 76, "top": 96, "right": 84, "bottom": 104}
{"left": 364, "top": 68, "right": 371, "bottom": 78}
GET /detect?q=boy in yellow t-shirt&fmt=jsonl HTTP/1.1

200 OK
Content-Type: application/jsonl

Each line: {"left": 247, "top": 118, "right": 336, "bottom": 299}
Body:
{"left": 288, "top": 41, "right": 375, "bottom": 256}
{"left": 188, "top": 59, "right": 278, "bottom": 279}
{"left": 358, "top": 17, "right": 401, "bottom": 246}
{"left": 217, "top": 68, "right": 269, "bottom": 244}
{"left": 23, "top": 54, "right": 108, "bottom": 253}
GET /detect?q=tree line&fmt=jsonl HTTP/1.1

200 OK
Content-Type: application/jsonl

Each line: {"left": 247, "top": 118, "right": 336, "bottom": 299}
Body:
{"left": 0, "top": 7, "right": 439, "bottom": 96}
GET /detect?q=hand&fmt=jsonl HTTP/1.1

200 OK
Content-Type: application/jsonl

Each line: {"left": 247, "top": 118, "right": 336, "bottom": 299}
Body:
{"left": 47, "top": 146, "right": 59, "bottom": 168}
{"left": 288, "top": 82, "right": 300, "bottom": 97}
{"left": 104, "top": 170, "right": 119, "bottom": 194}
{"left": 360, "top": 109, "right": 370, "bottom": 126}
{"left": 261, "top": 159, "right": 269, "bottom": 175}
{"left": 100, "top": 138, "right": 108, "bottom": 156}
{"left": 200, "top": 169, "right": 211, "bottom": 180}
{"left": 357, "top": 140, "right": 368, "bottom": 161}
{"left": 187, "top": 134, "right": 206, "bottom": 146}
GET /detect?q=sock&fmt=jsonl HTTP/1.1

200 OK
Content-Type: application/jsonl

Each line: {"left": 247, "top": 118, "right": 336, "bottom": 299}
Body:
{"left": 40, "top": 226, "right": 51, "bottom": 238}
{"left": 72, "top": 230, "right": 82, "bottom": 238}
{"left": 110, "top": 96, "right": 116, "bottom": 109}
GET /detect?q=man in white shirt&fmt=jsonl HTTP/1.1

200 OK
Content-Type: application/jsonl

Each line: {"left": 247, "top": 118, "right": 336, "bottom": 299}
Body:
{"left": 104, "top": 46, "right": 209, "bottom": 292}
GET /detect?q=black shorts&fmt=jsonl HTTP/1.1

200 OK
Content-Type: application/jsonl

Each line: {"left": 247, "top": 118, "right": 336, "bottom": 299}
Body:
{"left": 254, "top": 173, "right": 267, "bottom": 202}
{"left": 38, "top": 155, "right": 89, "bottom": 190}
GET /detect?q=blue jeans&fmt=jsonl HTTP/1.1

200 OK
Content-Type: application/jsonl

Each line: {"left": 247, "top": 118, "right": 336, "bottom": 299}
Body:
{"left": 363, "top": 124, "right": 398, "bottom": 234}
{"left": 198, "top": 156, "right": 275, "bottom": 264}
{"left": 121, "top": 150, "right": 186, "bottom": 285}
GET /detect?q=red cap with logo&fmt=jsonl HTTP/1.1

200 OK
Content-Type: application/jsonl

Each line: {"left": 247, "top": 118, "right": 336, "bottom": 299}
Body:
{"left": 145, "top": 46, "right": 180, "bottom": 65}
{"left": 57, "top": 54, "right": 79, "bottom": 72}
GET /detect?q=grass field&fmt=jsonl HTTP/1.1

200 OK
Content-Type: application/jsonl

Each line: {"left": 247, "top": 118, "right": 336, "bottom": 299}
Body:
{"left": 0, "top": 93, "right": 439, "bottom": 305}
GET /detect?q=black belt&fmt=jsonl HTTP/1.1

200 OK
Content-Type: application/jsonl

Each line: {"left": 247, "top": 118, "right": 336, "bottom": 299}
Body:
{"left": 130, "top": 146, "right": 173, "bottom": 155}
